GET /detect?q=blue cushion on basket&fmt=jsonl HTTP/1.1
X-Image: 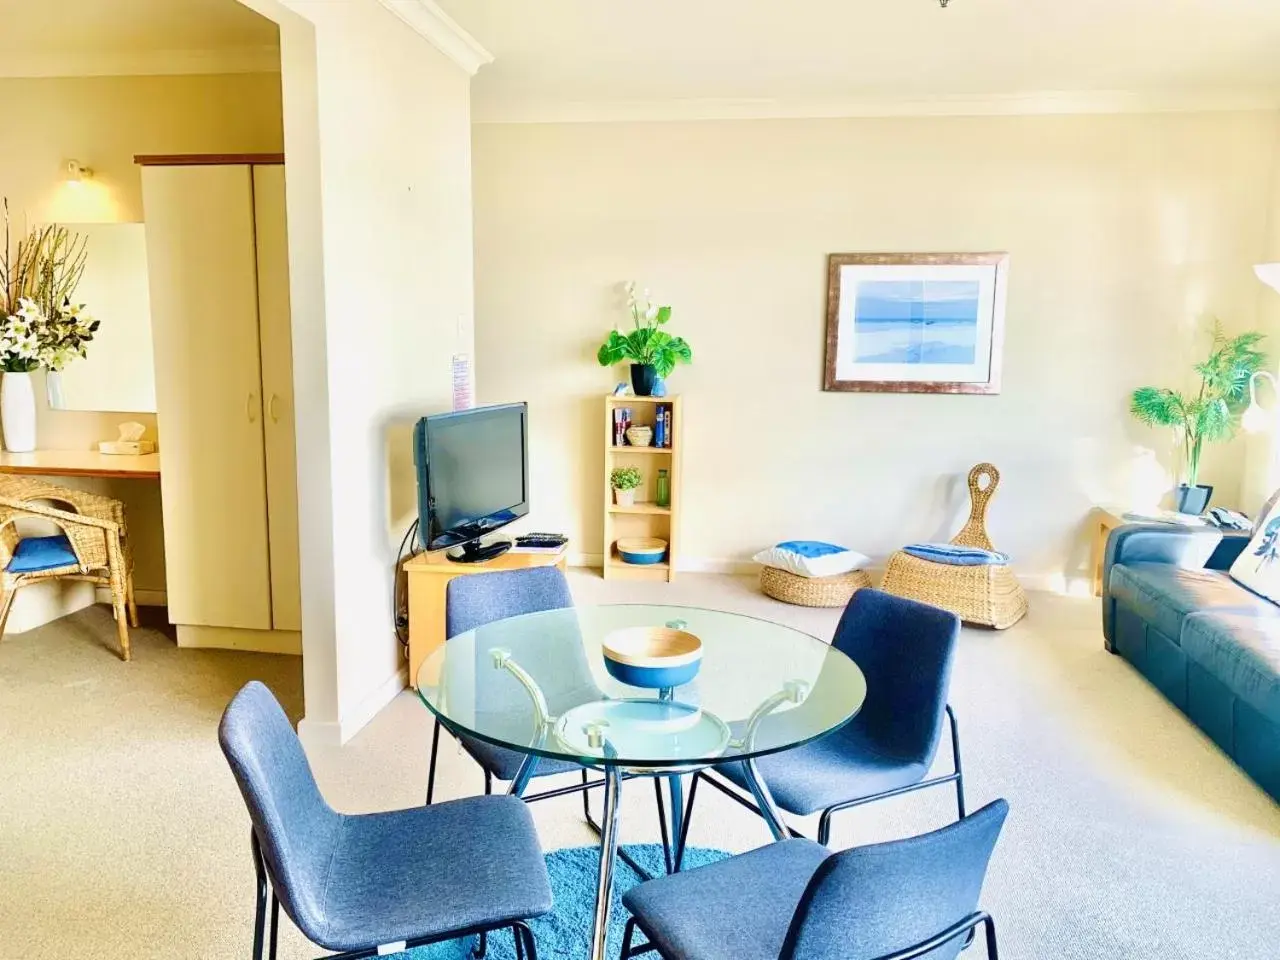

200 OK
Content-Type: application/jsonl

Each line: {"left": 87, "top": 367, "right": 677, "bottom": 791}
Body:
{"left": 7, "top": 534, "right": 78, "bottom": 573}
{"left": 903, "top": 543, "right": 1009, "bottom": 566}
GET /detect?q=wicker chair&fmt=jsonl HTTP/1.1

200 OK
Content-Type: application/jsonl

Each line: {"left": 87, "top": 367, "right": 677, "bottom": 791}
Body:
{"left": 0, "top": 476, "right": 138, "bottom": 660}
{"left": 879, "top": 463, "right": 1028, "bottom": 629}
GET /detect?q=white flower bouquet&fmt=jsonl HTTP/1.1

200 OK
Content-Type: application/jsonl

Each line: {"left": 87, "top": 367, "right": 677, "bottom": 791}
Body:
{"left": 0, "top": 198, "right": 96, "bottom": 373}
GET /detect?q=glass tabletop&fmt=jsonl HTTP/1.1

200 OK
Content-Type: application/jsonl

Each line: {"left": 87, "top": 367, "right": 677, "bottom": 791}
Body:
{"left": 415, "top": 604, "right": 867, "bottom": 769}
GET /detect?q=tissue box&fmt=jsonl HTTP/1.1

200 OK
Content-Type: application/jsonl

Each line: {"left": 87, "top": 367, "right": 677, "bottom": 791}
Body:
{"left": 98, "top": 440, "right": 156, "bottom": 455}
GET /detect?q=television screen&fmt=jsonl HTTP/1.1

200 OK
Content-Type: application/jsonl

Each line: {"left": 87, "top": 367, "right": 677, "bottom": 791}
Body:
{"left": 415, "top": 403, "right": 529, "bottom": 554}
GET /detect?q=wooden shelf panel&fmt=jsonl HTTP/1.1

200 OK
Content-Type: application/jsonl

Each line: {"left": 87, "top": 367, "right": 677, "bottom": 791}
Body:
{"left": 609, "top": 502, "right": 671, "bottom": 515}
{"left": 606, "top": 394, "right": 677, "bottom": 404}
{"left": 608, "top": 445, "right": 674, "bottom": 455}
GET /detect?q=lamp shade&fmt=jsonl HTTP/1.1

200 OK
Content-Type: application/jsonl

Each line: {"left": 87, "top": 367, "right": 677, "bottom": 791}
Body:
{"left": 1257, "top": 263, "right": 1280, "bottom": 293}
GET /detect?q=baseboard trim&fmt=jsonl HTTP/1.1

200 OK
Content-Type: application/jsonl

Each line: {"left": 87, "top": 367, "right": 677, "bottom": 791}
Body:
{"left": 175, "top": 625, "right": 302, "bottom": 655}
{"left": 337, "top": 665, "right": 409, "bottom": 744}
{"left": 95, "top": 586, "right": 167, "bottom": 607}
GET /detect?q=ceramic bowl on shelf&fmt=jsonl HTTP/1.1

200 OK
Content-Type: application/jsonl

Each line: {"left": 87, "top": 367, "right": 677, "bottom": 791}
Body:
{"left": 625, "top": 425, "right": 653, "bottom": 447}
{"left": 617, "top": 537, "right": 667, "bottom": 565}
{"left": 602, "top": 625, "right": 702, "bottom": 689}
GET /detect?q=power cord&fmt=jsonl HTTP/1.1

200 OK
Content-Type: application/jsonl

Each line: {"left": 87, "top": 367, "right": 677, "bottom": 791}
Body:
{"left": 393, "top": 518, "right": 420, "bottom": 653}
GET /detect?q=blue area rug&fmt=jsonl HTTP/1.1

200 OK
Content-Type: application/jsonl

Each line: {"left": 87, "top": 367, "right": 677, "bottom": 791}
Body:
{"left": 403, "top": 845, "right": 729, "bottom": 959}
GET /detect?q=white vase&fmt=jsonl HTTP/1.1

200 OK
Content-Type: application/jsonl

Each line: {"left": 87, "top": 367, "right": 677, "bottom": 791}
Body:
{"left": 614, "top": 488, "right": 636, "bottom": 507}
{"left": 2, "top": 371, "right": 37, "bottom": 452}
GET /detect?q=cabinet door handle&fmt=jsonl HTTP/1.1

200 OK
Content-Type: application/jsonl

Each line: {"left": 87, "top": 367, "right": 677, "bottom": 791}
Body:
{"left": 247, "top": 392, "right": 258, "bottom": 423}
{"left": 268, "top": 393, "right": 281, "bottom": 423}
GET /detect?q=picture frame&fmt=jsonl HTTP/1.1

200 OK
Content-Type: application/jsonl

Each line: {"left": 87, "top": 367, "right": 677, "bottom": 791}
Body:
{"left": 822, "top": 252, "right": 1009, "bottom": 395}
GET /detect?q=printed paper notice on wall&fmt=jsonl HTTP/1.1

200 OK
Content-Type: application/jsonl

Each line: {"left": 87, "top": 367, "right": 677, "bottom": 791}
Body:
{"left": 452, "top": 353, "right": 474, "bottom": 411}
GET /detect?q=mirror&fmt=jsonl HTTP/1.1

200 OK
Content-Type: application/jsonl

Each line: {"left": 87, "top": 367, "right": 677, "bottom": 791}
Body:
{"left": 46, "top": 223, "right": 156, "bottom": 413}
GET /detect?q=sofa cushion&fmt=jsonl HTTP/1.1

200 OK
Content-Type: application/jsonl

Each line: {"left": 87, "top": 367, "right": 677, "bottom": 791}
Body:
{"left": 1109, "top": 562, "right": 1274, "bottom": 645}
{"left": 1181, "top": 611, "right": 1280, "bottom": 724}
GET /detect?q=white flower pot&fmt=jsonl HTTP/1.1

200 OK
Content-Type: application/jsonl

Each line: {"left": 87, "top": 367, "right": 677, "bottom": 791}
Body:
{"left": 614, "top": 488, "right": 636, "bottom": 507}
{"left": 2, "top": 371, "right": 38, "bottom": 452}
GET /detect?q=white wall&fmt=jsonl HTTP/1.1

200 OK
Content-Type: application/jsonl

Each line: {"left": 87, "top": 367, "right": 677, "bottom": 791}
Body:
{"left": 1242, "top": 115, "right": 1280, "bottom": 514}
{"left": 473, "top": 112, "right": 1280, "bottom": 588}
{"left": 240, "top": 0, "right": 477, "bottom": 742}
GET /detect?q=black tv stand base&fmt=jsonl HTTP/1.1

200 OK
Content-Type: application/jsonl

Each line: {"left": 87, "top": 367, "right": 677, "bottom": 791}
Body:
{"left": 446, "top": 537, "right": 513, "bottom": 563}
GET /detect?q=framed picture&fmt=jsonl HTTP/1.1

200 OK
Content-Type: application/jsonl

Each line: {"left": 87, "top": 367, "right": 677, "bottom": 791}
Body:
{"left": 823, "top": 252, "right": 1009, "bottom": 394}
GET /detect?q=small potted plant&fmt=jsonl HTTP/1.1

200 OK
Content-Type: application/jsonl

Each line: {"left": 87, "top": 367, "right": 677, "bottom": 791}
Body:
{"left": 1130, "top": 323, "right": 1266, "bottom": 514}
{"left": 597, "top": 281, "right": 693, "bottom": 396}
{"left": 610, "top": 466, "right": 643, "bottom": 507}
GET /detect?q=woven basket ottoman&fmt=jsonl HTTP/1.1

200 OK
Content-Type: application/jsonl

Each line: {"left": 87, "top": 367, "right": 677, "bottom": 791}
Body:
{"left": 760, "top": 565, "right": 872, "bottom": 607}
{"left": 879, "top": 463, "right": 1028, "bottom": 629}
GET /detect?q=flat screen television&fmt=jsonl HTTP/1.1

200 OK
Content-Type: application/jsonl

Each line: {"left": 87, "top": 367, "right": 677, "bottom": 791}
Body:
{"left": 413, "top": 402, "right": 529, "bottom": 562}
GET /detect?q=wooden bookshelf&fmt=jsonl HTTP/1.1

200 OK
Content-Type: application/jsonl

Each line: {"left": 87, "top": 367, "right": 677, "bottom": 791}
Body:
{"left": 604, "top": 393, "right": 681, "bottom": 582}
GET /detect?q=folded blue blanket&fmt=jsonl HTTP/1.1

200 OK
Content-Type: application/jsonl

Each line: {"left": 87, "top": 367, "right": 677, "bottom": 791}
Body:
{"left": 903, "top": 542, "right": 1010, "bottom": 566}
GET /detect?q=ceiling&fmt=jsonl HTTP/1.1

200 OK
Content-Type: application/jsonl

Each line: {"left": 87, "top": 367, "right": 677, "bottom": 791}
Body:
{"left": 438, "top": 0, "right": 1280, "bottom": 120}
{"left": 0, "top": 0, "right": 278, "bottom": 74}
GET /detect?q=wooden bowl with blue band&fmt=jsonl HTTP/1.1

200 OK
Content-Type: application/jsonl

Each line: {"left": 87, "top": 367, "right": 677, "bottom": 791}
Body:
{"left": 602, "top": 625, "right": 702, "bottom": 689}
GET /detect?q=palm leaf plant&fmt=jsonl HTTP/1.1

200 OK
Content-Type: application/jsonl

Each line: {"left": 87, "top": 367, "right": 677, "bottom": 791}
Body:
{"left": 1129, "top": 324, "right": 1267, "bottom": 489}
{"left": 597, "top": 282, "right": 692, "bottom": 394}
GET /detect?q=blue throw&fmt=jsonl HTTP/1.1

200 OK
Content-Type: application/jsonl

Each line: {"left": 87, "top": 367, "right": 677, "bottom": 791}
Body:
{"left": 904, "top": 542, "right": 1009, "bottom": 566}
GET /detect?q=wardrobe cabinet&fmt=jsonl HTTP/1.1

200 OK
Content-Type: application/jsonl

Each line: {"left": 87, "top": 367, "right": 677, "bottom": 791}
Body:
{"left": 141, "top": 162, "right": 302, "bottom": 648}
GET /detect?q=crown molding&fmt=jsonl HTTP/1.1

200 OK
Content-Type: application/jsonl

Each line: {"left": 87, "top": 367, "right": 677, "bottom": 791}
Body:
{"left": 0, "top": 46, "right": 281, "bottom": 78}
{"left": 377, "top": 0, "right": 493, "bottom": 76}
{"left": 473, "top": 88, "right": 1280, "bottom": 125}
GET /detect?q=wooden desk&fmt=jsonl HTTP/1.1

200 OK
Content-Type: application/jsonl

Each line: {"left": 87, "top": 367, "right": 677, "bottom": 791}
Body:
{"left": 404, "top": 546, "right": 568, "bottom": 689}
{"left": 0, "top": 450, "right": 160, "bottom": 479}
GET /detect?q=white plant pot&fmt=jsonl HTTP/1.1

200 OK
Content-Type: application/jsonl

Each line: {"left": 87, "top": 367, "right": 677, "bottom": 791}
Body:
{"left": 614, "top": 488, "right": 636, "bottom": 507}
{"left": 1, "top": 371, "right": 37, "bottom": 452}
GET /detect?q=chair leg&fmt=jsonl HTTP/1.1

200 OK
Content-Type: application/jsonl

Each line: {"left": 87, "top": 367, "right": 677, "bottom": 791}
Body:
{"left": 0, "top": 581, "right": 17, "bottom": 638}
{"left": 472, "top": 930, "right": 488, "bottom": 959}
{"left": 512, "top": 925, "right": 523, "bottom": 960}
{"left": 126, "top": 569, "right": 139, "bottom": 629}
{"left": 251, "top": 832, "right": 267, "bottom": 960}
{"left": 817, "top": 809, "right": 833, "bottom": 847}
{"left": 947, "top": 704, "right": 967, "bottom": 820}
{"left": 983, "top": 915, "right": 999, "bottom": 960}
{"left": 425, "top": 719, "right": 442, "bottom": 805}
{"left": 268, "top": 893, "right": 279, "bottom": 960}
{"left": 109, "top": 571, "right": 131, "bottom": 661}
{"left": 621, "top": 917, "right": 636, "bottom": 957}
{"left": 513, "top": 920, "right": 537, "bottom": 960}
{"left": 484, "top": 770, "right": 493, "bottom": 796}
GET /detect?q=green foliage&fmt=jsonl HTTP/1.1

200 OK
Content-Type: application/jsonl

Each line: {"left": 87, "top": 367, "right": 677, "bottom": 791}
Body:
{"left": 597, "top": 283, "right": 693, "bottom": 379}
{"left": 610, "top": 466, "right": 643, "bottom": 490}
{"left": 1129, "top": 324, "right": 1268, "bottom": 486}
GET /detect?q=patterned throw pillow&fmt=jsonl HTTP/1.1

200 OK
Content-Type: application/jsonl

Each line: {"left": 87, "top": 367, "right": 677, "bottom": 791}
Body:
{"left": 752, "top": 541, "right": 870, "bottom": 579}
{"left": 1230, "top": 497, "right": 1280, "bottom": 603}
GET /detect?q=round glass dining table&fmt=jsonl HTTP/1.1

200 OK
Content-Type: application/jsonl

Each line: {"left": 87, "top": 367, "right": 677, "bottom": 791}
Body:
{"left": 415, "top": 604, "right": 867, "bottom": 960}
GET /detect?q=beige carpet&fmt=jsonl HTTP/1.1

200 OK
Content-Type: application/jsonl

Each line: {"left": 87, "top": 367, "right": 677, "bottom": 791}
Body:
{"left": 2, "top": 574, "right": 1279, "bottom": 959}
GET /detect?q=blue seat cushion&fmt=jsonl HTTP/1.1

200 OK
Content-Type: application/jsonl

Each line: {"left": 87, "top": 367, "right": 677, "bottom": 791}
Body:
{"left": 318, "top": 795, "right": 552, "bottom": 951}
{"left": 717, "top": 726, "right": 930, "bottom": 816}
{"left": 7, "top": 534, "right": 78, "bottom": 573}
{"left": 623, "top": 839, "right": 830, "bottom": 960}
{"left": 1109, "top": 562, "right": 1274, "bottom": 645}
{"left": 457, "top": 731, "right": 584, "bottom": 781}
{"left": 1181, "top": 611, "right": 1280, "bottom": 724}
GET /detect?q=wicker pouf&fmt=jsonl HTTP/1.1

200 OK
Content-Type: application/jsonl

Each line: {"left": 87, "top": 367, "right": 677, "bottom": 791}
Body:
{"left": 760, "top": 565, "right": 871, "bottom": 607}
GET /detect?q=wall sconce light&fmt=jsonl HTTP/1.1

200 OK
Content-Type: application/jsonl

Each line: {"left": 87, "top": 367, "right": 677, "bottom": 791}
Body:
{"left": 64, "top": 159, "right": 93, "bottom": 185}
{"left": 1257, "top": 263, "right": 1280, "bottom": 294}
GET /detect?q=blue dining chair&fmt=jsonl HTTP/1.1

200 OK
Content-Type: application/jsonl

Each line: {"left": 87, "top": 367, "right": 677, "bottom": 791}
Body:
{"left": 681, "top": 587, "right": 964, "bottom": 851}
{"left": 621, "top": 798, "right": 1008, "bottom": 960}
{"left": 220, "top": 681, "right": 551, "bottom": 960}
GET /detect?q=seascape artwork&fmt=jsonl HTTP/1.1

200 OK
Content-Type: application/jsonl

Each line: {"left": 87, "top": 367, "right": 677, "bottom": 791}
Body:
{"left": 852, "top": 280, "right": 981, "bottom": 365}
{"left": 824, "top": 254, "right": 1008, "bottom": 394}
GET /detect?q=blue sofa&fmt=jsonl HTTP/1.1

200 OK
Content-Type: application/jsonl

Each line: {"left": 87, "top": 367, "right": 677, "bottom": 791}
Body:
{"left": 1102, "top": 523, "right": 1280, "bottom": 802}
